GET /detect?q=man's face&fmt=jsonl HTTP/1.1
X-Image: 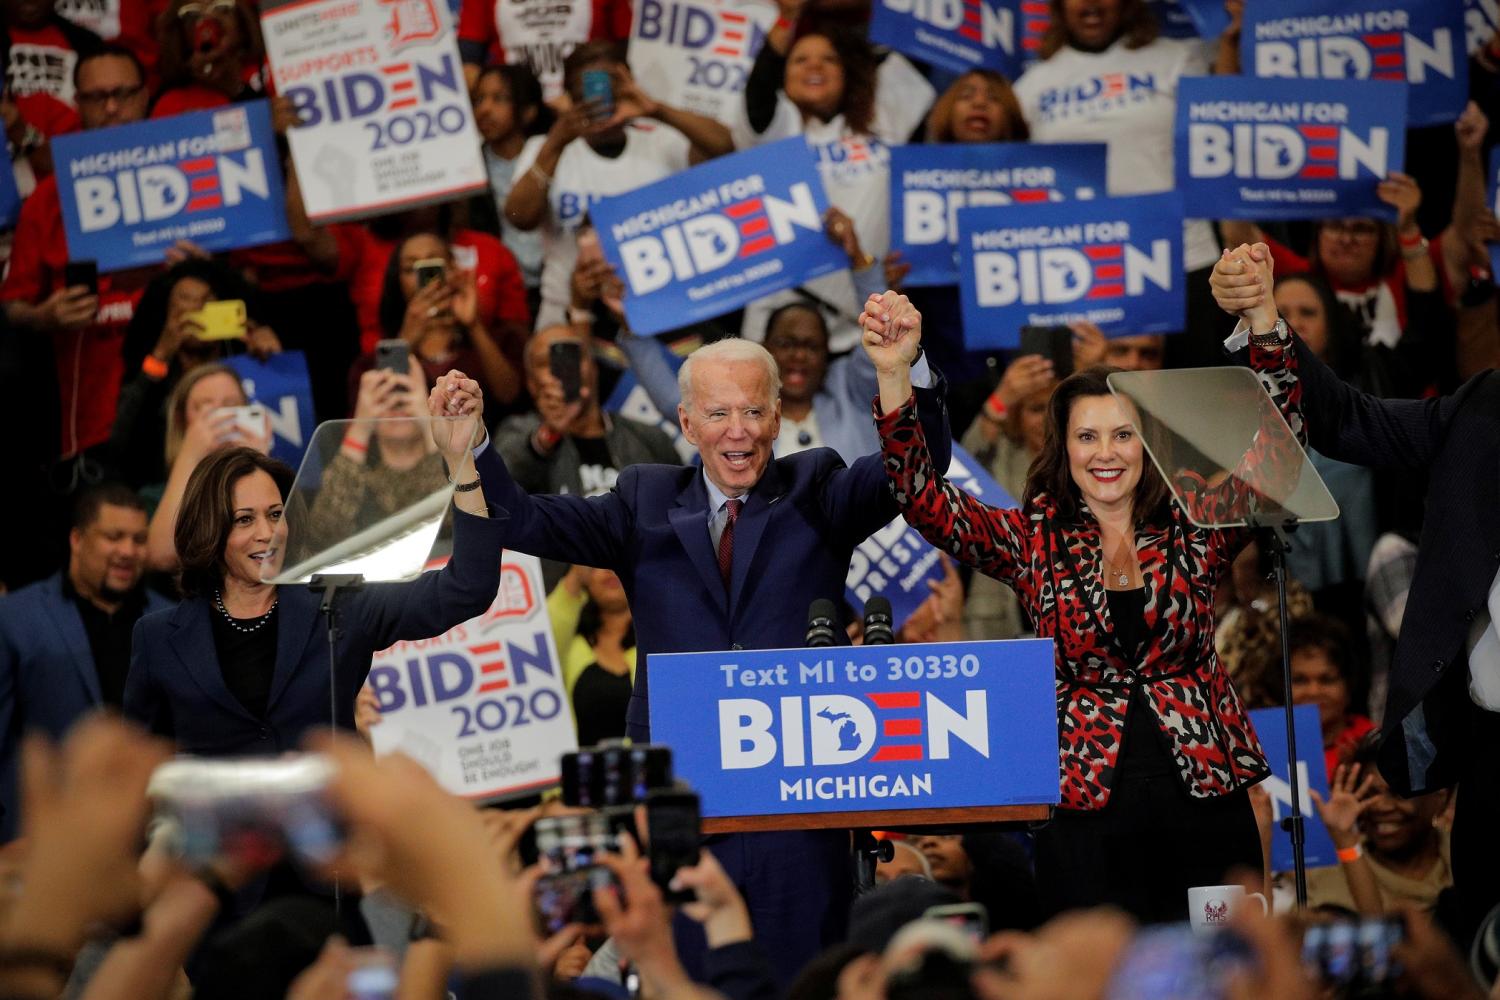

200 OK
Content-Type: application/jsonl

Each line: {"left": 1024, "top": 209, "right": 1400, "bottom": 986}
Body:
{"left": 76, "top": 55, "right": 149, "bottom": 130}
{"left": 69, "top": 504, "right": 148, "bottom": 603}
{"left": 1104, "top": 334, "right": 1165, "bottom": 372}
{"left": 678, "top": 359, "right": 780, "bottom": 496}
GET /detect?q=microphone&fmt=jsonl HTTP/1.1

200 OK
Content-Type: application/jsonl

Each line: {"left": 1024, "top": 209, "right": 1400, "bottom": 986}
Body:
{"left": 806, "top": 599, "right": 838, "bottom": 648}
{"left": 863, "top": 596, "right": 895, "bottom": 646}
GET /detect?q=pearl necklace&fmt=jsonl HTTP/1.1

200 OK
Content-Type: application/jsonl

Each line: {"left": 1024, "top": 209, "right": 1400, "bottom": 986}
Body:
{"left": 215, "top": 590, "right": 278, "bottom": 633}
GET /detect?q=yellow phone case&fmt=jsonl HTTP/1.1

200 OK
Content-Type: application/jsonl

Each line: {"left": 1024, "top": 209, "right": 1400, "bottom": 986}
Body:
{"left": 189, "top": 300, "right": 247, "bottom": 341}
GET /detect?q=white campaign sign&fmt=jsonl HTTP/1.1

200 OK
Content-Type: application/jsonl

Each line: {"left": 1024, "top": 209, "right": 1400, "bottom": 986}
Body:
{"left": 261, "top": 0, "right": 488, "bottom": 222}
{"left": 368, "top": 553, "right": 577, "bottom": 800}
{"left": 627, "top": 0, "right": 776, "bottom": 120}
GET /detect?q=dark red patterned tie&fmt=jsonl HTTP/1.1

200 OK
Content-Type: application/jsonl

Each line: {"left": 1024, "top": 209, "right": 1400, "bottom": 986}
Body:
{"left": 717, "top": 498, "right": 742, "bottom": 588}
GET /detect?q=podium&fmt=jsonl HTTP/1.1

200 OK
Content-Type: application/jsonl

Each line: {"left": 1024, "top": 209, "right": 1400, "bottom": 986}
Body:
{"left": 648, "top": 639, "right": 1060, "bottom": 842}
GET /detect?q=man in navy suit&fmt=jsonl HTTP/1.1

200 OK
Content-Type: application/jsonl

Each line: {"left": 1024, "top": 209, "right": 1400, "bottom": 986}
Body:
{"left": 439, "top": 291, "right": 947, "bottom": 983}
{"left": 0, "top": 482, "right": 170, "bottom": 839}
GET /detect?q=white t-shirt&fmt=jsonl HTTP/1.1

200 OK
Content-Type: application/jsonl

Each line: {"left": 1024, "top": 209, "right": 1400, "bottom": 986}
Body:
{"left": 730, "top": 53, "right": 934, "bottom": 350}
{"left": 515, "top": 123, "right": 693, "bottom": 329}
{"left": 1014, "top": 37, "right": 1218, "bottom": 271}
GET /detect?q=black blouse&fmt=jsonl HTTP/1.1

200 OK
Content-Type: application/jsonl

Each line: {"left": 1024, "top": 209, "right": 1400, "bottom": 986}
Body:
{"left": 210, "top": 609, "right": 278, "bottom": 719}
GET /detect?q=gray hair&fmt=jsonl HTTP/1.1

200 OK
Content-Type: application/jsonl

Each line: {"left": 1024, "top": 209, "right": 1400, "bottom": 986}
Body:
{"left": 677, "top": 337, "right": 782, "bottom": 410}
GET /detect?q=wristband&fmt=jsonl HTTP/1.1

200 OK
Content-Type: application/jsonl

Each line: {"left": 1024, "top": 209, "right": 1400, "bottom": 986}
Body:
{"left": 534, "top": 424, "right": 562, "bottom": 452}
{"left": 341, "top": 435, "right": 368, "bottom": 453}
{"left": 141, "top": 354, "right": 170, "bottom": 379}
{"left": 1336, "top": 843, "right": 1364, "bottom": 864}
{"left": 527, "top": 164, "right": 552, "bottom": 186}
{"left": 774, "top": 15, "right": 794, "bottom": 31}
{"left": 1398, "top": 230, "right": 1426, "bottom": 248}
{"left": 982, "top": 394, "right": 1007, "bottom": 423}
{"left": 453, "top": 478, "right": 482, "bottom": 493}
{"left": 568, "top": 307, "right": 595, "bottom": 325}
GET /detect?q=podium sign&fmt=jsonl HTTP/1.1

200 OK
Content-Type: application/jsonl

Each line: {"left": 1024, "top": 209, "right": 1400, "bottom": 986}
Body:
{"left": 649, "top": 639, "right": 1059, "bottom": 819}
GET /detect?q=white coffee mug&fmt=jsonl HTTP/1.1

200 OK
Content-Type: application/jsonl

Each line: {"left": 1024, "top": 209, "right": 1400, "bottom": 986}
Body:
{"left": 1187, "top": 884, "right": 1268, "bottom": 932}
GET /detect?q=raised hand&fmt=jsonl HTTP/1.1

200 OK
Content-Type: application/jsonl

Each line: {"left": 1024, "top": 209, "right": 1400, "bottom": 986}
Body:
{"left": 1209, "top": 242, "right": 1275, "bottom": 323}
{"left": 1376, "top": 171, "right": 1422, "bottom": 234}
{"left": 427, "top": 369, "right": 485, "bottom": 462}
{"left": 860, "top": 290, "right": 922, "bottom": 374}
{"left": 1309, "top": 762, "right": 1379, "bottom": 848}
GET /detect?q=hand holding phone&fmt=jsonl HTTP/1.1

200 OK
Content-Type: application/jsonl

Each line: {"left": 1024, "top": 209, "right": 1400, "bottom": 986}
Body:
{"left": 645, "top": 789, "right": 701, "bottom": 903}
{"left": 188, "top": 300, "right": 248, "bottom": 342}
{"left": 64, "top": 259, "right": 98, "bottom": 295}
{"left": 1018, "top": 325, "right": 1074, "bottom": 381}
{"left": 580, "top": 69, "right": 615, "bottom": 124}
{"left": 549, "top": 340, "right": 584, "bottom": 403}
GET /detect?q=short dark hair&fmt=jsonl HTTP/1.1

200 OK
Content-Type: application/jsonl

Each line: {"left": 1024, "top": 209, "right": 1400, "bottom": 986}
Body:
{"left": 475, "top": 62, "right": 551, "bottom": 136}
{"left": 1261, "top": 613, "right": 1365, "bottom": 710}
{"left": 175, "top": 448, "right": 294, "bottom": 598}
{"left": 1039, "top": 0, "right": 1159, "bottom": 59}
{"left": 764, "top": 302, "right": 828, "bottom": 346}
{"left": 1021, "top": 367, "right": 1169, "bottom": 523}
{"left": 72, "top": 482, "right": 147, "bottom": 531}
{"left": 561, "top": 41, "right": 625, "bottom": 102}
{"left": 74, "top": 43, "right": 147, "bottom": 91}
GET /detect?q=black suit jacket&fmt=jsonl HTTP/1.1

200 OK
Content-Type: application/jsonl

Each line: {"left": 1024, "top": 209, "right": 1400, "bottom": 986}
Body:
{"left": 1289, "top": 336, "right": 1500, "bottom": 795}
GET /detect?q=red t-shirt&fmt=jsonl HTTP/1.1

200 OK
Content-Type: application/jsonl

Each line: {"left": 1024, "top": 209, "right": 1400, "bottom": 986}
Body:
{"left": 457, "top": 0, "right": 631, "bottom": 98}
{"left": 0, "top": 176, "right": 152, "bottom": 457}
{"left": 342, "top": 226, "right": 531, "bottom": 356}
{"left": 4, "top": 24, "right": 85, "bottom": 138}
{"left": 1325, "top": 714, "right": 1377, "bottom": 778}
{"left": 150, "top": 82, "right": 234, "bottom": 118}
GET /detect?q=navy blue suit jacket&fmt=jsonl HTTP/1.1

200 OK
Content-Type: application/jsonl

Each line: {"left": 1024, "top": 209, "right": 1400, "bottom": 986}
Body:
{"left": 124, "top": 507, "right": 508, "bottom": 755}
{"left": 0, "top": 574, "right": 170, "bottom": 839}
{"left": 475, "top": 379, "right": 952, "bottom": 739}
{"left": 1283, "top": 337, "right": 1500, "bottom": 795}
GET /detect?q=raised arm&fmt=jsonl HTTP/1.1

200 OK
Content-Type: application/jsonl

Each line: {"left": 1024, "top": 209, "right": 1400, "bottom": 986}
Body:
{"left": 1211, "top": 244, "right": 1458, "bottom": 471}
{"left": 864, "top": 292, "right": 1026, "bottom": 584}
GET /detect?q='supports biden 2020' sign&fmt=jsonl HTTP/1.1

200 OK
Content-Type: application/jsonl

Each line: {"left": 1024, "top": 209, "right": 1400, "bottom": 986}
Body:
{"left": 648, "top": 639, "right": 1059, "bottom": 817}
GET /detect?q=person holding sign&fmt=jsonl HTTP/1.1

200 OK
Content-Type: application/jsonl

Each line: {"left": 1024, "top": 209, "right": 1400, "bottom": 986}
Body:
{"left": 448, "top": 292, "right": 947, "bottom": 983}
{"left": 506, "top": 41, "right": 734, "bottom": 331}
{"left": 866, "top": 258, "right": 1307, "bottom": 922}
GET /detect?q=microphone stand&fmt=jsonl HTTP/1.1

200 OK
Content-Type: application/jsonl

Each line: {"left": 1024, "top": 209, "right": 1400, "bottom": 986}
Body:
{"left": 1248, "top": 517, "right": 1308, "bottom": 908}
{"left": 309, "top": 572, "right": 364, "bottom": 921}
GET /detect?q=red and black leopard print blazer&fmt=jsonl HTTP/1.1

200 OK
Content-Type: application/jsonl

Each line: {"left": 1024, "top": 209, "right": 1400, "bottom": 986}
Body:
{"left": 876, "top": 345, "right": 1305, "bottom": 811}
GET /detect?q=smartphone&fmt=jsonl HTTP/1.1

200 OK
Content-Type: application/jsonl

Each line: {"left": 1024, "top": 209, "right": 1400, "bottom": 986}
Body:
{"left": 646, "top": 789, "right": 701, "bottom": 903}
{"left": 189, "top": 299, "right": 248, "bottom": 342}
{"left": 923, "top": 902, "right": 989, "bottom": 945}
{"left": 560, "top": 743, "right": 673, "bottom": 808}
{"left": 413, "top": 258, "right": 447, "bottom": 290}
{"left": 64, "top": 259, "right": 98, "bottom": 295}
{"left": 1302, "top": 916, "right": 1404, "bottom": 993}
{"left": 1018, "top": 325, "right": 1074, "bottom": 380}
{"left": 533, "top": 813, "right": 617, "bottom": 932}
{"left": 374, "top": 338, "right": 410, "bottom": 375}
{"left": 581, "top": 69, "right": 614, "bottom": 122}
{"left": 1105, "top": 924, "right": 1255, "bottom": 1000}
{"left": 549, "top": 340, "right": 584, "bottom": 403}
{"left": 147, "top": 755, "right": 342, "bottom": 866}
{"left": 215, "top": 403, "right": 268, "bottom": 444}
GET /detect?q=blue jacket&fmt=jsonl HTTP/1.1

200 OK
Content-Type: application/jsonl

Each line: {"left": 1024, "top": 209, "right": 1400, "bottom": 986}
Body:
{"left": 475, "top": 377, "right": 951, "bottom": 738}
{"left": 124, "top": 506, "right": 508, "bottom": 756}
{"left": 0, "top": 573, "right": 171, "bottom": 839}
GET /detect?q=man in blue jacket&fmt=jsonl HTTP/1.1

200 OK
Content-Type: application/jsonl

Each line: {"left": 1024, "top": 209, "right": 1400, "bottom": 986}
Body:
{"left": 0, "top": 482, "right": 170, "bottom": 839}
{"left": 445, "top": 291, "right": 947, "bottom": 984}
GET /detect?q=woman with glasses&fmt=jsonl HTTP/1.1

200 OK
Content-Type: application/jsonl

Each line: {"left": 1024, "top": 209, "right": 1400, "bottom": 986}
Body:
{"left": 152, "top": 0, "right": 264, "bottom": 116}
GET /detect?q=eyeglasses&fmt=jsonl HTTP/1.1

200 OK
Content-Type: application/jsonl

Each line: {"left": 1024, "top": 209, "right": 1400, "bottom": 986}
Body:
{"left": 1322, "top": 220, "right": 1382, "bottom": 240}
{"left": 76, "top": 84, "right": 144, "bottom": 106}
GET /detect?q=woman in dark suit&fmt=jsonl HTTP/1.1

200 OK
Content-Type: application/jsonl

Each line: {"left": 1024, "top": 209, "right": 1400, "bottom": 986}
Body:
{"left": 125, "top": 372, "right": 507, "bottom": 755}
{"left": 860, "top": 270, "right": 1303, "bottom": 922}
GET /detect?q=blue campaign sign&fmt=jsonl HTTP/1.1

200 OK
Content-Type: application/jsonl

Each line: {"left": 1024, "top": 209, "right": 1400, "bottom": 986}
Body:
{"left": 224, "top": 350, "right": 316, "bottom": 469}
{"left": 1175, "top": 76, "right": 1408, "bottom": 222}
{"left": 1177, "top": 0, "right": 1229, "bottom": 40}
{"left": 52, "top": 101, "right": 291, "bottom": 272}
{"left": 891, "top": 143, "right": 1107, "bottom": 287}
{"left": 846, "top": 446, "right": 1016, "bottom": 629}
{"left": 1242, "top": 0, "right": 1467, "bottom": 127}
{"left": 868, "top": 0, "right": 1018, "bottom": 76}
{"left": 1467, "top": 0, "right": 1500, "bottom": 57}
{"left": 1489, "top": 146, "right": 1500, "bottom": 283}
{"left": 649, "top": 638, "right": 1060, "bottom": 818}
{"left": 0, "top": 147, "right": 19, "bottom": 229}
{"left": 592, "top": 137, "right": 848, "bottom": 336}
{"left": 1249, "top": 704, "right": 1338, "bottom": 871}
{"left": 956, "top": 192, "right": 1184, "bottom": 349}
